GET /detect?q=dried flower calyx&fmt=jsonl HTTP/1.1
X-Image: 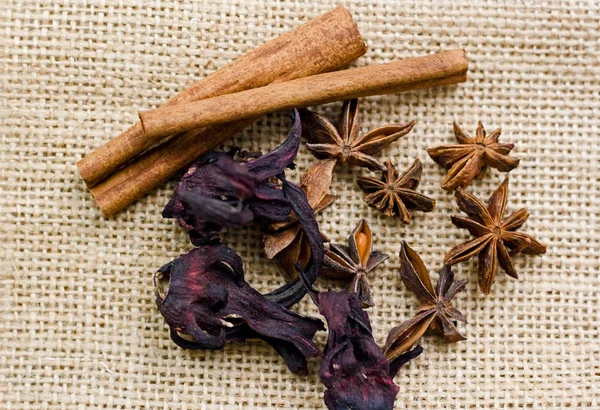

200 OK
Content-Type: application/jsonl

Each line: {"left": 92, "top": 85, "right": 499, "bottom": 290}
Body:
{"left": 357, "top": 159, "right": 435, "bottom": 223}
{"left": 163, "top": 109, "right": 302, "bottom": 246}
{"left": 427, "top": 121, "right": 520, "bottom": 191}
{"left": 264, "top": 159, "right": 336, "bottom": 281}
{"left": 383, "top": 241, "right": 467, "bottom": 361}
{"left": 300, "top": 99, "right": 416, "bottom": 171}
{"left": 154, "top": 242, "right": 324, "bottom": 375}
{"left": 321, "top": 219, "right": 388, "bottom": 307}
{"left": 297, "top": 265, "right": 422, "bottom": 410}
{"left": 444, "top": 178, "right": 546, "bottom": 294}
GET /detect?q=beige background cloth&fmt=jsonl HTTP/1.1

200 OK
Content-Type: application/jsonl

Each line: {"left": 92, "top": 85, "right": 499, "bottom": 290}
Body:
{"left": 1, "top": 1, "right": 599, "bottom": 408}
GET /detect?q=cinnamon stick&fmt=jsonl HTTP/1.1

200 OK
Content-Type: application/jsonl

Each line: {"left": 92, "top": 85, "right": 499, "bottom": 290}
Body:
{"left": 139, "top": 50, "right": 468, "bottom": 141}
{"left": 77, "top": 6, "right": 366, "bottom": 187}
{"left": 90, "top": 72, "right": 466, "bottom": 216}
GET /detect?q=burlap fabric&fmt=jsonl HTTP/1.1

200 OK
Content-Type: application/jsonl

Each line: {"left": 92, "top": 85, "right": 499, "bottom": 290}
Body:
{"left": 1, "top": 1, "right": 599, "bottom": 408}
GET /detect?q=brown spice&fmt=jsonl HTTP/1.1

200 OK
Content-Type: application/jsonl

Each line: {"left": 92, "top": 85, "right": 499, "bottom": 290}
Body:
{"left": 263, "top": 159, "right": 336, "bottom": 281}
{"left": 321, "top": 219, "right": 389, "bottom": 308}
{"left": 138, "top": 50, "right": 469, "bottom": 141}
{"left": 356, "top": 159, "right": 436, "bottom": 223}
{"left": 77, "top": 6, "right": 367, "bottom": 188}
{"left": 444, "top": 178, "right": 547, "bottom": 294}
{"left": 383, "top": 241, "right": 467, "bottom": 361}
{"left": 427, "top": 121, "right": 520, "bottom": 191}
{"left": 300, "top": 99, "right": 416, "bottom": 170}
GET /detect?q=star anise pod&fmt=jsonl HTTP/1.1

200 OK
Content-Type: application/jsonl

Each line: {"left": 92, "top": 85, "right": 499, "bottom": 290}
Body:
{"left": 264, "top": 159, "right": 336, "bottom": 281}
{"left": 356, "top": 159, "right": 436, "bottom": 223}
{"left": 321, "top": 219, "right": 388, "bottom": 307}
{"left": 300, "top": 99, "right": 416, "bottom": 171}
{"left": 426, "top": 121, "right": 520, "bottom": 191}
{"left": 383, "top": 241, "right": 467, "bottom": 361}
{"left": 444, "top": 178, "right": 547, "bottom": 294}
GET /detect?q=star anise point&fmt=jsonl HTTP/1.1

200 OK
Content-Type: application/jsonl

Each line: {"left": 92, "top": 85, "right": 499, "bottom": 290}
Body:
{"left": 445, "top": 178, "right": 546, "bottom": 294}
{"left": 357, "top": 159, "right": 435, "bottom": 222}
{"left": 428, "top": 121, "right": 520, "bottom": 191}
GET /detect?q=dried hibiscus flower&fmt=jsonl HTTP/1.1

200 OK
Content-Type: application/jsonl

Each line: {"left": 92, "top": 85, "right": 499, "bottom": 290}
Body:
{"left": 427, "top": 121, "right": 520, "bottom": 191}
{"left": 444, "top": 178, "right": 547, "bottom": 294}
{"left": 264, "top": 159, "right": 336, "bottom": 281}
{"left": 298, "top": 272, "right": 422, "bottom": 410}
{"left": 300, "top": 99, "right": 416, "bottom": 171}
{"left": 321, "top": 219, "right": 388, "bottom": 308}
{"left": 154, "top": 241, "right": 324, "bottom": 374}
{"left": 383, "top": 241, "right": 467, "bottom": 361}
{"left": 163, "top": 109, "right": 302, "bottom": 246}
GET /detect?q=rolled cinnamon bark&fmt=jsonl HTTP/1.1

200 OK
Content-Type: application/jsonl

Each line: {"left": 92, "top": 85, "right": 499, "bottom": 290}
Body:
{"left": 90, "top": 72, "right": 467, "bottom": 216}
{"left": 77, "top": 6, "right": 366, "bottom": 187}
{"left": 138, "top": 50, "right": 468, "bottom": 141}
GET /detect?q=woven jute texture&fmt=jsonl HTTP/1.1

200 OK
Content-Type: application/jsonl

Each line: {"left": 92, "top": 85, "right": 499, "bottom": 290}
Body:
{"left": 1, "top": 1, "right": 599, "bottom": 408}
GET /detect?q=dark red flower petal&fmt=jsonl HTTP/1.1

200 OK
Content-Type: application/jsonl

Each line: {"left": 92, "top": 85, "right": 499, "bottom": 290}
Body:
{"left": 155, "top": 242, "right": 323, "bottom": 374}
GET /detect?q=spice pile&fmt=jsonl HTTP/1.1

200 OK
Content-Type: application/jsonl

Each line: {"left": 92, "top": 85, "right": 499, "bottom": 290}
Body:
{"left": 153, "top": 102, "right": 545, "bottom": 409}
{"left": 76, "top": 7, "right": 546, "bottom": 409}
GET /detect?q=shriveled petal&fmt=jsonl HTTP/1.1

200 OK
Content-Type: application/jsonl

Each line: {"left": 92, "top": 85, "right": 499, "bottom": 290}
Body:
{"left": 426, "top": 145, "right": 475, "bottom": 168}
{"left": 316, "top": 291, "right": 400, "bottom": 410}
{"left": 356, "top": 175, "right": 386, "bottom": 192}
{"left": 263, "top": 223, "right": 302, "bottom": 259}
{"left": 322, "top": 248, "right": 358, "bottom": 279}
{"left": 478, "top": 239, "right": 499, "bottom": 294}
{"left": 484, "top": 148, "right": 521, "bottom": 172}
{"left": 383, "top": 160, "right": 399, "bottom": 182}
{"left": 156, "top": 244, "right": 323, "bottom": 374}
{"left": 300, "top": 159, "right": 337, "bottom": 209}
{"left": 447, "top": 307, "right": 468, "bottom": 324}
{"left": 398, "top": 241, "right": 435, "bottom": 302}
{"left": 383, "top": 309, "right": 436, "bottom": 361}
{"left": 364, "top": 190, "right": 395, "bottom": 216}
{"left": 501, "top": 208, "right": 529, "bottom": 231}
{"left": 306, "top": 142, "right": 343, "bottom": 160}
{"left": 483, "top": 127, "right": 502, "bottom": 145}
{"left": 263, "top": 176, "right": 324, "bottom": 307}
{"left": 455, "top": 187, "right": 494, "bottom": 226}
{"left": 179, "top": 191, "right": 255, "bottom": 228}
{"left": 394, "top": 193, "right": 413, "bottom": 224}
{"left": 475, "top": 121, "right": 486, "bottom": 143}
{"left": 348, "top": 150, "right": 386, "bottom": 171}
{"left": 349, "top": 274, "right": 374, "bottom": 308}
{"left": 444, "top": 234, "right": 493, "bottom": 265}
{"left": 245, "top": 109, "right": 301, "bottom": 181}
{"left": 337, "top": 99, "right": 361, "bottom": 145}
{"left": 488, "top": 142, "right": 515, "bottom": 155}
{"left": 487, "top": 178, "right": 509, "bottom": 223}
{"left": 314, "top": 193, "right": 336, "bottom": 214}
{"left": 395, "top": 158, "right": 422, "bottom": 190}
{"left": 365, "top": 250, "right": 389, "bottom": 272}
{"left": 497, "top": 241, "right": 518, "bottom": 279}
{"left": 388, "top": 345, "right": 423, "bottom": 378}
{"left": 438, "top": 314, "right": 467, "bottom": 342}
{"left": 397, "top": 189, "right": 436, "bottom": 213}
{"left": 441, "top": 151, "right": 483, "bottom": 191}
{"left": 501, "top": 231, "right": 547, "bottom": 255}
{"left": 299, "top": 108, "right": 343, "bottom": 146}
{"left": 352, "top": 120, "right": 416, "bottom": 155}
{"left": 274, "top": 233, "right": 304, "bottom": 282}
{"left": 442, "top": 278, "right": 468, "bottom": 303}
{"left": 250, "top": 183, "right": 292, "bottom": 223}
{"left": 453, "top": 121, "right": 475, "bottom": 144}
{"left": 451, "top": 215, "right": 491, "bottom": 237}
{"left": 435, "top": 265, "right": 454, "bottom": 296}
